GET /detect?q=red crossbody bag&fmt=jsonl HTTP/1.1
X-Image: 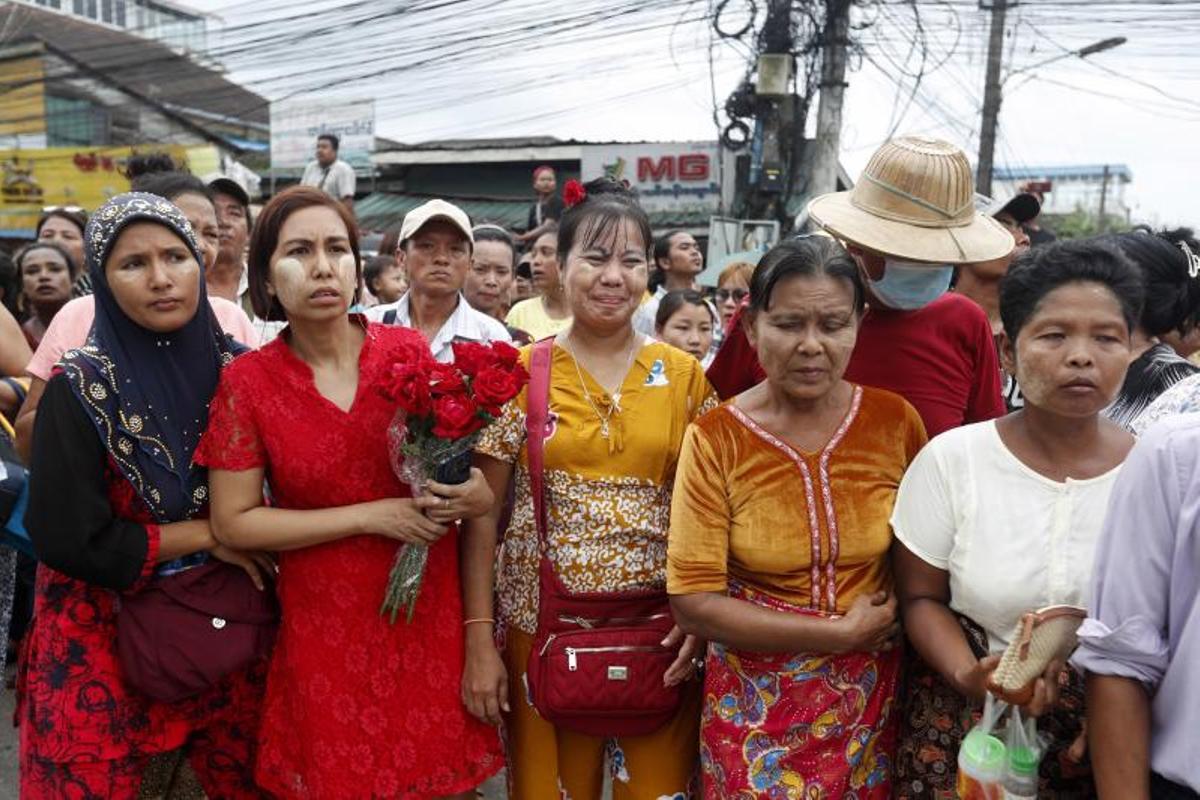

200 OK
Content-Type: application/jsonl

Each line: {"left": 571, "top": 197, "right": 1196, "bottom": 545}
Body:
{"left": 522, "top": 338, "right": 682, "bottom": 738}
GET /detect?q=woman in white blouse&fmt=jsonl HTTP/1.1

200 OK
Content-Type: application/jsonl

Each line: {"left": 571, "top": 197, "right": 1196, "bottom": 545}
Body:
{"left": 890, "top": 239, "right": 1143, "bottom": 799}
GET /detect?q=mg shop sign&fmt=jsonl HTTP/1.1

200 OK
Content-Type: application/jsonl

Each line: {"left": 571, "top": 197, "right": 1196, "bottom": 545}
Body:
{"left": 580, "top": 142, "right": 721, "bottom": 215}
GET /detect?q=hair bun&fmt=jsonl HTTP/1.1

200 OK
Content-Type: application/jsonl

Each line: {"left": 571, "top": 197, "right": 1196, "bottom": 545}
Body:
{"left": 581, "top": 176, "right": 636, "bottom": 202}
{"left": 123, "top": 152, "right": 180, "bottom": 181}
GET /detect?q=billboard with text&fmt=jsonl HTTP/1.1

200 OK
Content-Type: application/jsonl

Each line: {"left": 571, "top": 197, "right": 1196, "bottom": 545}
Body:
{"left": 270, "top": 98, "right": 375, "bottom": 170}
{"left": 580, "top": 141, "right": 722, "bottom": 216}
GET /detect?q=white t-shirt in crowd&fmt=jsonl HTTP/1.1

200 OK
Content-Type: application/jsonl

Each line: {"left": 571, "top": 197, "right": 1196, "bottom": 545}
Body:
{"left": 300, "top": 159, "right": 356, "bottom": 200}
{"left": 366, "top": 292, "right": 510, "bottom": 363}
{"left": 890, "top": 420, "right": 1121, "bottom": 654}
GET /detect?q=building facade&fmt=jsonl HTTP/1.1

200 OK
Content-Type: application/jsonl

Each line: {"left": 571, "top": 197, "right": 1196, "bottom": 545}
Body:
{"left": 993, "top": 164, "right": 1133, "bottom": 223}
{"left": 16, "top": 0, "right": 208, "bottom": 54}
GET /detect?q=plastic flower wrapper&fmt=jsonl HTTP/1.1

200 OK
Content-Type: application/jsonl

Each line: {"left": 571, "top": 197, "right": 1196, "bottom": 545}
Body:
{"left": 378, "top": 340, "right": 528, "bottom": 623}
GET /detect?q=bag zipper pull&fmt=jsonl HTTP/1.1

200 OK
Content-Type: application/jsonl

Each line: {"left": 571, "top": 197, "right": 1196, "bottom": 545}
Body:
{"left": 566, "top": 647, "right": 577, "bottom": 671}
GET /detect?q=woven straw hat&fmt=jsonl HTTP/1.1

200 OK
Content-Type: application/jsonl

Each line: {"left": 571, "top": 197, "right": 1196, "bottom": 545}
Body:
{"left": 808, "top": 137, "right": 1015, "bottom": 264}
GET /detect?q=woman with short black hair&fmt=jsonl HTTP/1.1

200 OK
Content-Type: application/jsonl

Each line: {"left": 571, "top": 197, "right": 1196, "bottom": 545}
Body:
{"left": 668, "top": 235, "right": 926, "bottom": 798}
{"left": 892, "top": 238, "right": 1143, "bottom": 797}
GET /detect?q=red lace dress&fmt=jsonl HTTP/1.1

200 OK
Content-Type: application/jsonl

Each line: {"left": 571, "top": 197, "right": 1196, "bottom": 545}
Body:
{"left": 196, "top": 321, "right": 504, "bottom": 799}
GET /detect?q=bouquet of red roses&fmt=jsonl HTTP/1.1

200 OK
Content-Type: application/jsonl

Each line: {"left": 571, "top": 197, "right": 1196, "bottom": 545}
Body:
{"left": 377, "top": 339, "right": 529, "bottom": 623}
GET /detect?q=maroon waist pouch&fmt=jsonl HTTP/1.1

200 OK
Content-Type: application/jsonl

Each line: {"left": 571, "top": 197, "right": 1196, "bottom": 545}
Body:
{"left": 116, "top": 560, "right": 279, "bottom": 704}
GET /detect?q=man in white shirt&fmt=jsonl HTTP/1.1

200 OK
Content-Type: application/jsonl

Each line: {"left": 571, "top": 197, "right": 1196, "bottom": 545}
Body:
{"left": 366, "top": 199, "right": 510, "bottom": 362}
{"left": 300, "top": 134, "right": 356, "bottom": 213}
{"left": 634, "top": 230, "right": 707, "bottom": 335}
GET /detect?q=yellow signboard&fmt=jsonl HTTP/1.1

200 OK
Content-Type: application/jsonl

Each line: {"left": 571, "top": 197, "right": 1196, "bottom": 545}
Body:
{"left": 0, "top": 145, "right": 219, "bottom": 236}
{"left": 0, "top": 51, "right": 47, "bottom": 139}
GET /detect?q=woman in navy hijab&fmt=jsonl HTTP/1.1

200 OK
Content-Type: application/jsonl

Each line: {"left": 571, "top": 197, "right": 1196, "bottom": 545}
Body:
{"left": 19, "top": 193, "right": 270, "bottom": 799}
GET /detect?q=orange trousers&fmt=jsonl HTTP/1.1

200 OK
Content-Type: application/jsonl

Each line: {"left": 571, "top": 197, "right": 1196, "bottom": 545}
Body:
{"left": 503, "top": 625, "right": 700, "bottom": 800}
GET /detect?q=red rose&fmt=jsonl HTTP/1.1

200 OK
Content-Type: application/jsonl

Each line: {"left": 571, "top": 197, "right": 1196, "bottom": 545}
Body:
{"left": 563, "top": 179, "right": 587, "bottom": 208}
{"left": 490, "top": 340, "right": 521, "bottom": 369}
{"left": 451, "top": 341, "right": 497, "bottom": 377}
{"left": 392, "top": 334, "right": 435, "bottom": 370}
{"left": 387, "top": 362, "right": 432, "bottom": 417}
{"left": 431, "top": 393, "right": 484, "bottom": 440}
{"left": 428, "top": 362, "right": 467, "bottom": 396}
{"left": 473, "top": 364, "right": 527, "bottom": 416}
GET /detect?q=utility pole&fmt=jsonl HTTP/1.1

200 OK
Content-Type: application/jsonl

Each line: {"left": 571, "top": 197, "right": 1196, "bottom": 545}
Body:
{"left": 976, "top": 0, "right": 1008, "bottom": 197}
{"left": 1098, "top": 164, "right": 1110, "bottom": 232}
{"left": 811, "top": 0, "right": 851, "bottom": 197}
{"left": 746, "top": 0, "right": 794, "bottom": 222}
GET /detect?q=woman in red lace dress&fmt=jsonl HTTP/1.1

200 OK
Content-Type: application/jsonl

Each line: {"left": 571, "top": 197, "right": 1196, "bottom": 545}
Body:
{"left": 199, "top": 186, "right": 504, "bottom": 799}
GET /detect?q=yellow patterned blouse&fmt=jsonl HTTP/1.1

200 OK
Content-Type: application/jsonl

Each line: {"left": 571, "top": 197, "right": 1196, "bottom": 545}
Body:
{"left": 475, "top": 340, "right": 718, "bottom": 635}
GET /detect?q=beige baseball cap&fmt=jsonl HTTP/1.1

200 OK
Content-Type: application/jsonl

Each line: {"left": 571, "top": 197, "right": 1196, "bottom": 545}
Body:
{"left": 400, "top": 199, "right": 474, "bottom": 245}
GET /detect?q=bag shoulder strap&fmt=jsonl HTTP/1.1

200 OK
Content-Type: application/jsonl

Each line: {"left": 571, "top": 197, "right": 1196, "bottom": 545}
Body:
{"left": 525, "top": 337, "right": 555, "bottom": 547}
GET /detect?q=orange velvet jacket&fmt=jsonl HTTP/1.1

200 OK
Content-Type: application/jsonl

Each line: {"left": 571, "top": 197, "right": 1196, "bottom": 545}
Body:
{"left": 667, "top": 385, "right": 927, "bottom": 613}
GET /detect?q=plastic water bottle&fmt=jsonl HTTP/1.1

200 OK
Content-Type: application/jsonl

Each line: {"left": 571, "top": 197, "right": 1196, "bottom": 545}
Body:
{"left": 957, "top": 729, "right": 1006, "bottom": 800}
{"left": 1002, "top": 744, "right": 1039, "bottom": 799}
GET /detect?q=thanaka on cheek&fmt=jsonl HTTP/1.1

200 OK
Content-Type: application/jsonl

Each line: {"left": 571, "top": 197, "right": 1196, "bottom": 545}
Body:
{"left": 336, "top": 253, "right": 357, "bottom": 300}
{"left": 272, "top": 256, "right": 308, "bottom": 310}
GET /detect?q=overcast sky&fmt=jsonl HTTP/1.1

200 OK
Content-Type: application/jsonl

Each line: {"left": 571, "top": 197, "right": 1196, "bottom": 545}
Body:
{"left": 193, "top": 0, "right": 1199, "bottom": 227}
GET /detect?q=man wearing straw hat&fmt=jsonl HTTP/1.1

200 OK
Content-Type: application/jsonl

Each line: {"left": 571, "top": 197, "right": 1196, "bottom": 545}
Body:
{"left": 707, "top": 136, "right": 1013, "bottom": 436}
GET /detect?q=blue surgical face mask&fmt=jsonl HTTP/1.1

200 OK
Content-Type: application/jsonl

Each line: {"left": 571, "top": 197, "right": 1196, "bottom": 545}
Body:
{"left": 868, "top": 259, "right": 954, "bottom": 310}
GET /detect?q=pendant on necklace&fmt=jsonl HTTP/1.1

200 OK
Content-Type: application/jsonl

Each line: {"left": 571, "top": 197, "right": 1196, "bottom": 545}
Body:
{"left": 599, "top": 419, "right": 610, "bottom": 438}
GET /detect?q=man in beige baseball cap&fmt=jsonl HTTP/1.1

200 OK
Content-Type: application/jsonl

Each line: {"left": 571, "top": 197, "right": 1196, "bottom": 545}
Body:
{"left": 366, "top": 199, "right": 510, "bottom": 362}
{"left": 708, "top": 136, "right": 1011, "bottom": 436}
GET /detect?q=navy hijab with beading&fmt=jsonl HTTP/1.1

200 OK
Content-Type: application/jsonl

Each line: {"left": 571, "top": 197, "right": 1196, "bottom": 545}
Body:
{"left": 59, "top": 192, "right": 242, "bottom": 523}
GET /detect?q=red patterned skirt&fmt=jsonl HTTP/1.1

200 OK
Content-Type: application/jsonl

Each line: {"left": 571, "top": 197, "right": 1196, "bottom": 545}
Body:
{"left": 699, "top": 584, "right": 901, "bottom": 799}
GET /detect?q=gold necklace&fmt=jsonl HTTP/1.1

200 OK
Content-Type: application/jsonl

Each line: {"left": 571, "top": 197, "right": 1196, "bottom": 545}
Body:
{"left": 566, "top": 332, "right": 640, "bottom": 439}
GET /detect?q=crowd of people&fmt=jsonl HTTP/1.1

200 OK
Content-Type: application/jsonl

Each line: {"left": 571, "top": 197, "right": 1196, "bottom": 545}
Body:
{"left": 0, "top": 132, "right": 1197, "bottom": 800}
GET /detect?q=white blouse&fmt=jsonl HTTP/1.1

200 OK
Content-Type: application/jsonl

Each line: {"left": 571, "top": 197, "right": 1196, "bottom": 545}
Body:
{"left": 891, "top": 420, "right": 1120, "bottom": 654}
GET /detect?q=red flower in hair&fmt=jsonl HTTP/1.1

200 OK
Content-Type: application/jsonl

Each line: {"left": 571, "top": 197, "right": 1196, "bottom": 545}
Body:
{"left": 563, "top": 179, "right": 587, "bottom": 208}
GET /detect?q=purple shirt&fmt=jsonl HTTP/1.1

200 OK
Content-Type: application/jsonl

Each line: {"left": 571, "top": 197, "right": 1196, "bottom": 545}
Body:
{"left": 1072, "top": 414, "right": 1200, "bottom": 792}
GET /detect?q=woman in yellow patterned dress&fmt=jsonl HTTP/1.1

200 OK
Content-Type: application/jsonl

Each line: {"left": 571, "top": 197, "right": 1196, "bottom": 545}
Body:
{"left": 462, "top": 178, "right": 717, "bottom": 799}
{"left": 668, "top": 236, "right": 927, "bottom": 798}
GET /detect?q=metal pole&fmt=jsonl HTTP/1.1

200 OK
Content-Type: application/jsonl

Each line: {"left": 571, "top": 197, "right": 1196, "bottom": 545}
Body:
{"left": 976, "top": 0, "right": 1007, "bottom": 197}
{"left": 1098, "top": 164, "right": 1110, "bottom": 232}
{"left": 747, "top": 0, "right": 794, "bottom": 221}
{"left": 811, "top": 0, "right": 851, "bottom": 197}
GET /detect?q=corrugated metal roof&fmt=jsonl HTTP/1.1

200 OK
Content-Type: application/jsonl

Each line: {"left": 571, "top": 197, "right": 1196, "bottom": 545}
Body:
{"left": 356, "top": 193, "right": 528, "bottom": 232}
{"left": 356, "top": 192, "right": 713, "bottom": 234}
{"left": 1, "top": 3, "right": 269, "bottom": 126}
